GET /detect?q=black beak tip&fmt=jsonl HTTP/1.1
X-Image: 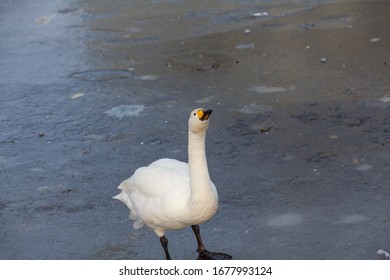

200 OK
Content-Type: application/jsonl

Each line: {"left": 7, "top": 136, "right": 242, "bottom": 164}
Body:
{"left": 201, "top": 109, "right": 212, "bottom": 121}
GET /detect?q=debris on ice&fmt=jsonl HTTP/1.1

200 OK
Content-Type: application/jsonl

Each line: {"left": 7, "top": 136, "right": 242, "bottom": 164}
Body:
{"left": 71, "top": 92, "right": 85, "bottom": 99}
{"left": 379, "top": 95, "right": 390, "bottom": 103}
{"left": 251, "top": 12, "right": 269, "bottom": 17}
{"left": 370, "top": 37, "right": 381, "bottom": 43}
{"left": 135, "top": 75, "right": 159, "bottom": 80}
{"left": 35, "top": 15, "right": 56, "bottom": 25}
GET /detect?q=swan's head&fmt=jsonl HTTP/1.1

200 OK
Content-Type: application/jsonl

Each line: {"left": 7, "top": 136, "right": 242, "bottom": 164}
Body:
{"left": 189, "top": 108, "right": 212, "bottom": 133}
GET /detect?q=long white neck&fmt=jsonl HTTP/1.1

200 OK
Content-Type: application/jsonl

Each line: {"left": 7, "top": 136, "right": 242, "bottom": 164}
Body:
{"left": 188, "top": 129, "right": 214, "bottom": 208}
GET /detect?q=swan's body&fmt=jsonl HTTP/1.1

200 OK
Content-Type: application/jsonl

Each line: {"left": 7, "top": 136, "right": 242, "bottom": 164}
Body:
{"left": 115, "top": 158, "right": 218, "bottom": 237}
{"left": 114, "top": 109, "right": 231, "bottom": 260}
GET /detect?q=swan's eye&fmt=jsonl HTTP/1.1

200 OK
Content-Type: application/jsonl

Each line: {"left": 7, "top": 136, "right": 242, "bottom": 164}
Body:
{"left": 193, "top": 113, "right": 196, "bottom": 116}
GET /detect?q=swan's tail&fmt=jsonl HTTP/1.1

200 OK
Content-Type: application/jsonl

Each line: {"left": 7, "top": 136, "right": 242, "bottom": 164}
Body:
{"left": 113, "top": 179, "right": 144, "bottom": 230}
{"left": 113, "top": 179, "right": 133, "bottom": 210}
{"left": 112, "top": 180, "right": 131, "bottom": 206}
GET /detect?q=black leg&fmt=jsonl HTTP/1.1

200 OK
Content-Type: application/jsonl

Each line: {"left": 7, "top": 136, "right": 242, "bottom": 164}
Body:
{"left": 159, "top": 236, "right": 172, "bottom": 260}
{"left": 191, "top": 225, "right": 233, "bottom": 260}
{"left": 192, "top": 225, "right": 206, "bottom": 253}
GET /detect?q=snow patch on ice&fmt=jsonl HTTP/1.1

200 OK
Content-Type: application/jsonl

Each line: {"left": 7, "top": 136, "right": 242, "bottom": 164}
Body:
{"left": 37, "top": 184, "right": 67, "bottom": 194}
{"left": 134, "top": 75, "right": 159, "bottom": 80}
{"left": 30, "top": 167, "right": 45, "bottom": 173}
{"left": 105, "top": 105, "right": 144, "bottom": 118}
{"left": 338, "top": 215, "right": 369, "bottom": 224}
{"left": 196, "top": 96, "right": 213, "bottom": 104}
{"left": 267, "top": 213, "right": 304, "bottom": 227}
{"left": 231, "top": 104, "right": 273, "bottom": 114}
{"left": 250, "top": 85, "right": 295, "bottom": 94}
{"left": 236, "top": 43, "right": 255, "bottom": 50}
{"left": 379, "top": 95, "right": 390, "bottom": 103}
{"left": 370, "top": 37, "right": 381, "bottom": 43}
{"left": 356, "top": 164, "right": 373, "bottom": 171}
{"left": 251, "top": 12, "right": 269, "bottom": 17}
{"left": 70, "top": 92, "right": 85, "bottom": 99}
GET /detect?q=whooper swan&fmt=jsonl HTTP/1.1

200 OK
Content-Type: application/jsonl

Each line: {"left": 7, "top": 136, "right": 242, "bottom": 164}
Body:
{"left": 114, "top": 108, "right": 232, "bottom": 260}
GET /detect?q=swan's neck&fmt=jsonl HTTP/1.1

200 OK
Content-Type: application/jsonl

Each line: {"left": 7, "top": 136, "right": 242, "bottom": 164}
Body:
{"left": 188, "top": 129, "right": 215, "bottom": 209}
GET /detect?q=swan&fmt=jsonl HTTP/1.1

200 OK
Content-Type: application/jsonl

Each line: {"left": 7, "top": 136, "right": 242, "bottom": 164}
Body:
{"left": 114, "top": 108, "right": 232, "bottom": 260}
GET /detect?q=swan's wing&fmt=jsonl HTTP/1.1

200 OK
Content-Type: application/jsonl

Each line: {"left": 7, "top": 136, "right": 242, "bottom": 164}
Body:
{"left": 114, "top": 158, "right": 219, "bottom": 232}
{"left": 114, "top": 158, "right": 191, "bottom": 230}
{"left": 131, "top": 158, "right": 189, "bottom": 196}
{"left": 148, "top": 158, "right": 189, "bottom": 177}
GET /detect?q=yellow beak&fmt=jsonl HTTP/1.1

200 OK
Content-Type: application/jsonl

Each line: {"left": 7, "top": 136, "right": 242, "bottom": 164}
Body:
{"left": 196, "top": 109, "right": 212, "bottom": 121}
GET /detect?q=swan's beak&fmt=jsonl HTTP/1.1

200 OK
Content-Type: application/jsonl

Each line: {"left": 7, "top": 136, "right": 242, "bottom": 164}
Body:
{"left": 197, "top": 109, "right": 212, "bottom": 121}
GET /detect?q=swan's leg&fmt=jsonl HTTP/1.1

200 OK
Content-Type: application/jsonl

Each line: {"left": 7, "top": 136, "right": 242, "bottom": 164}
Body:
{"left": 159, "top": 236, "right": 172, "bottom": 260}
{"left": 192, "top": 225, "right": 206, "bottom": 253}
{"left": 191, "top": 225, "right": 233, "bottom": 260}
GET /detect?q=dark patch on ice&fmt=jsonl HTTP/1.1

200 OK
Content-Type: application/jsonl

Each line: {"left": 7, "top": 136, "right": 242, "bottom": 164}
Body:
{"left": 57, "top": 7, "right": 80, "bottom": 14}
{"left": 292, "top": 112, "right": 321, "bottom": 124}
{"left": 306, "top": 151, "right": 337, "bottom": 163}
{"left": 69, "top": 69, "right": 133, "bottom": 81}
{"left": 299, "top": 22, "right": 316, "bottom": 30}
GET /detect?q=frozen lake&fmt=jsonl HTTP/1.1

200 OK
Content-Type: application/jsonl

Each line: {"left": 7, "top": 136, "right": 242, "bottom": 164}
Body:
{"left": 0, "top": 0, "right": 389, "bottom": 259}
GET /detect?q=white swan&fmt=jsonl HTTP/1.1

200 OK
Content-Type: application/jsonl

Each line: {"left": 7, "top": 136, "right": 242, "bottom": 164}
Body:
{"left": 114, "top": 108, "right": 232, "bottom": 260}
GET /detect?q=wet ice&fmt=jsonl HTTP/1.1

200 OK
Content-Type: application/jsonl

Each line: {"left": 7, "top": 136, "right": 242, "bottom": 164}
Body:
{"left": 2, "top": 0, "right": 390, "bottom": 260}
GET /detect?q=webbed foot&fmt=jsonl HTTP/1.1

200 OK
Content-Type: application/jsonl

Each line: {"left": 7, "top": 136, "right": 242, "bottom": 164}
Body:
{"left": 198, "top": 250, "right": 233, "bottom": 260}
